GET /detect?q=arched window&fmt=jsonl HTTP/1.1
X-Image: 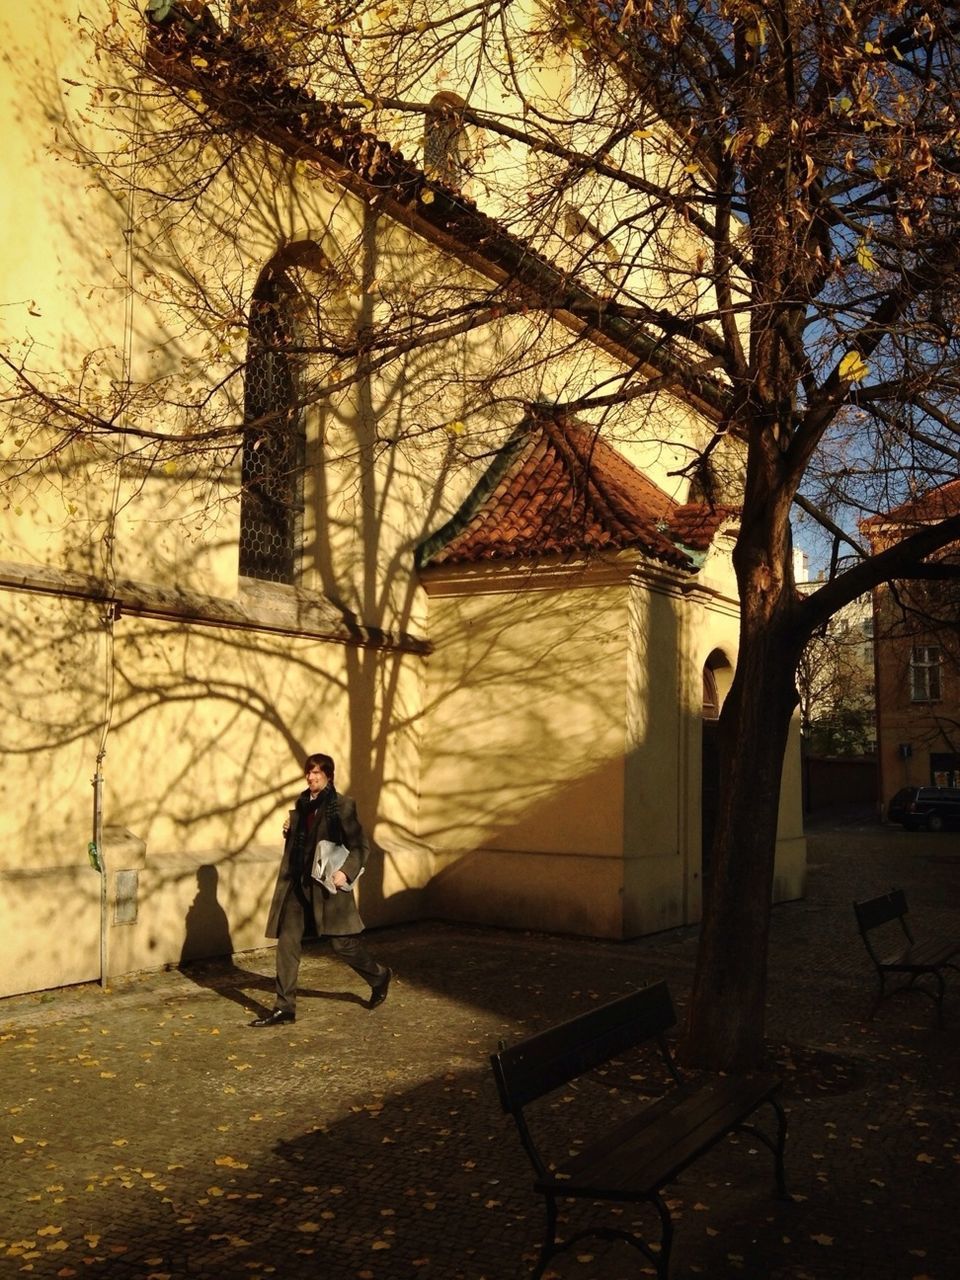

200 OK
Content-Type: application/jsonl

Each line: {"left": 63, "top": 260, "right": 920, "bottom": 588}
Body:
{"left": 702, "top": 649, "right": 733, "bottom": 719}
{"left": 701, "top": 649, "right": 733, "bottom": 881}
{"left": 702, "top": 664, "right": 720, "bottom": 720}
{"left": 423, "top": 92, "right": 473, "bottom": 187}
{"left": 238, "top": 249, "right": 310, "bottom": 584}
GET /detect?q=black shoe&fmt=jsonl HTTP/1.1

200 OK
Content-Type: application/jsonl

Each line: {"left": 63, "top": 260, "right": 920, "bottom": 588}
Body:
{"left": 249, "top": 1008, "right": 295, "bottom": 1028}
{"left": 368, "top": 969, "right": 391, "bottom": 1010}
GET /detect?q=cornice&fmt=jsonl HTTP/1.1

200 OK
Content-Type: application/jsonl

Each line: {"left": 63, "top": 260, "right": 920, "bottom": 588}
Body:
{"left": 0, "top": 559, "right": 430, "bottom": 654}
{"left": 419, "top": 547, "right": 694, "bottom": 597}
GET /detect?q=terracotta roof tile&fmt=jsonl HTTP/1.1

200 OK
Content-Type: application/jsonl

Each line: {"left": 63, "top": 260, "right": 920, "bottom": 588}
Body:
{"left": 862, "top": 477, "right": 960, "bottom": 528}
{"left": 667, "top": 503, "right": 736, "bottom": 551}
{"left": 417, "top": 413, "right": 727, "bottom": 570}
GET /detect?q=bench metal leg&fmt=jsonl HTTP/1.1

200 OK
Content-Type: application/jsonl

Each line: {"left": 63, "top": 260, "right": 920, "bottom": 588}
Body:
{"left": 875, "top": 967, "right": 953, "bottom": 1025}
{"left": 935, "top": 971, "right": 945, "bottom": 1026}
{"left": 920, "top": 959, "right": 960, "bottom": 1025}
{"left": 736, "top": 1096, "right": 789, "bottom": 1200}
{"left": 530, "top": 1195, "right": 671, "bottom": 1278}
{"left": 651, "top": 1191, "right": 674, "bottom": 1280}
{"left": 876, "top": 967, "right": 887, "bottom": 1010}
{"left": 532, "top": 1192, "right": 558, "bottom": 1279}
{"left": 769, "top": 1095, "right": 789, "bottom": 1200}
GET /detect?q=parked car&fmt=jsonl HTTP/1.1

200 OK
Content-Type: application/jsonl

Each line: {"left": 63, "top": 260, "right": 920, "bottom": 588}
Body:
{"left": 887, "top": 786, "right": 960, "bottom": 831}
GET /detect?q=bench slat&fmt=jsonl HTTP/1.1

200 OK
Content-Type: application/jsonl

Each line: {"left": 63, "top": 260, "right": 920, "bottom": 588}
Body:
{"left": 877, "top": 938, "right": 960, "bottom": 970}
{"left": 549, "top": 1073, "right": 781, "bottom": 1197}
{"left": 855, "top": 888, "right": 908, "bottom": 932}
{"left": 492, "top": 981, "right": 676, "bottom": 1112}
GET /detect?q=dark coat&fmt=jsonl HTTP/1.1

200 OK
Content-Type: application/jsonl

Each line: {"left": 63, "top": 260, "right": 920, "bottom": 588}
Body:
{"left": 264, "top": 792, "right": 369, "bottom": 938}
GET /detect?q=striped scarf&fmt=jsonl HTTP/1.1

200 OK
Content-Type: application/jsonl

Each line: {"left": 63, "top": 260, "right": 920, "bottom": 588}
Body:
{"left": 291, "top": 785, "right": 344, "bottom": 890}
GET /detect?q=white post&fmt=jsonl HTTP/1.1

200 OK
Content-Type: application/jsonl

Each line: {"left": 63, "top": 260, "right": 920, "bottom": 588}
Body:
{"left": 91, "top": 755, "right": 108, "bottom": 990}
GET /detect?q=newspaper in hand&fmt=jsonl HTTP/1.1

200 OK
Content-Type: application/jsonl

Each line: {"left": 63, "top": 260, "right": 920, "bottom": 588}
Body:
{"left": 311, "top": 839, "right": 364, "bottom": 892}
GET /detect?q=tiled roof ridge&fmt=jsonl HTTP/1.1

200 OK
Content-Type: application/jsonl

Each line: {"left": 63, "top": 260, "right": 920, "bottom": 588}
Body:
{"left": 144, "top": 5, "right": 728, "bottom": 418}
{"left": 413, "top": 428, "right": 531, "bottom": 569}
{"left": 417, "top": 408, "right": 728, "bottom": 569}
{"left": 667, "top": 501, "right": 738, "bottom": 552}
{"left": 537, "top": 413, "right": 675, "bottom": 542}
{"left": 861, "top": 475, "right": 960, "bottom": 527}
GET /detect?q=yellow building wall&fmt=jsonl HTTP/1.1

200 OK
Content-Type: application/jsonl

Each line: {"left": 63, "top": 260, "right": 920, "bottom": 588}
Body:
{"left": 416, "top": 546, "right": 806, "bottom": 943}
{"left": 0, "top": 4, "right": 438, "bottom": 998}
{"left": 0, "top": 580, "right": 427, "bottom": 997}
{"left": 419, "top": 565, "right": 632, "bottom": 937}
{"left": 0, "top": 3, "right": 806, "bottom": 995}
{"left": 621, "top": 579, "right": 694, "bottom": 936}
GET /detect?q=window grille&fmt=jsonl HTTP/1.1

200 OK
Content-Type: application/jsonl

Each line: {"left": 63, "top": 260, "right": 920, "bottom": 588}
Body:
{"left": 909, "top": 645, "right": 942, "bottom": 702}
{"left": 702, "top": 665, "right": 719, "bottom": 719}
{"left": 239, "top": 269, "right": 305, "bottom": 583}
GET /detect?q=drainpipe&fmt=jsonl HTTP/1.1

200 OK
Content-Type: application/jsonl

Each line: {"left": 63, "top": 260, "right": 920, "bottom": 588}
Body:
{"left": 89, "top": 748, "right": 108, "bottom": 990}
{"left": 83, "top": 16, "right": 147, "bottom": 993}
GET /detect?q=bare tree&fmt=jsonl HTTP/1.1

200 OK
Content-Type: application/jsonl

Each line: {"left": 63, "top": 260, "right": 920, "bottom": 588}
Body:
{"left": 797, "top": 620, "right": 875, "bottom": 757}
{"left": 6, "top": 0, "right": 960, "bottom": 1067}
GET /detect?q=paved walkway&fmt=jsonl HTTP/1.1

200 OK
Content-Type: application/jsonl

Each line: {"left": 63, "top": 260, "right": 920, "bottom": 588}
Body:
{"left": 2, "top": 823, "right": 959, "bottom": 1279}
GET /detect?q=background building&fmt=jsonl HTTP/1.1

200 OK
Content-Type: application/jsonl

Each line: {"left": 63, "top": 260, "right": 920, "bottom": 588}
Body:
{"left": 795, "top": 551, "right": 877, "bottom": 814}
{"left": 863, "top": 480, "right": 960, "bottom": 810}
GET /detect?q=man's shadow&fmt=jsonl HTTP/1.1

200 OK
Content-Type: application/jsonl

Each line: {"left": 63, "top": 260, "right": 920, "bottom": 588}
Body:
{"left": 177, "top": 865, "right": 367, "bottom": 1014}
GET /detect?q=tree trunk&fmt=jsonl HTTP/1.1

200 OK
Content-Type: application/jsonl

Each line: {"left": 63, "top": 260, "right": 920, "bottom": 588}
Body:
{"left": 683, "top": 582, "right": 802, "bottom": 1072}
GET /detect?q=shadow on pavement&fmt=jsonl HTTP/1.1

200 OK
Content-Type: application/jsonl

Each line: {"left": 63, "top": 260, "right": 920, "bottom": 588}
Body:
{"left": 2, "top": 826, "right": 959, "bottom": 1278}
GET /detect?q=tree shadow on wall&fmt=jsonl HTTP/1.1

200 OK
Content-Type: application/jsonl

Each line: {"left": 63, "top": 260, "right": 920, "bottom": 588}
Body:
{"left": 3, "top": 28, "right": 699, "bottom": 1002}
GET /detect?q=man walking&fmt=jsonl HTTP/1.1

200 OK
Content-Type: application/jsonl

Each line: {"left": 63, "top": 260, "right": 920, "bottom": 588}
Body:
{"left": 251, "top": 753, "right": 390, "bottom": 1026}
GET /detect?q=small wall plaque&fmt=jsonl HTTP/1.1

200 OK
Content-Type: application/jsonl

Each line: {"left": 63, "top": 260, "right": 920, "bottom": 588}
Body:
{"left": 114, "top": 869, "right": 139, "bottom": 925}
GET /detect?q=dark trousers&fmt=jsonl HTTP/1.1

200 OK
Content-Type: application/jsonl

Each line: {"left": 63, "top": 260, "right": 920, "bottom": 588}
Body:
{"left": 275, "top": 890, "right": 385, "bottom": 1013}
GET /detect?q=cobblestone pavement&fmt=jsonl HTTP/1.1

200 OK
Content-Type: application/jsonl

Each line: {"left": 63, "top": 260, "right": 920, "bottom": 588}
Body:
{"left": 2, "top": 821, "right": 959, "bottom": 1280}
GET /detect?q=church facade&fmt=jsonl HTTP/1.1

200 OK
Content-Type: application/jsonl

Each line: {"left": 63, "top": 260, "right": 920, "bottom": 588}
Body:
{"left": 0, "top": 2, "right": 805, "bottom": 998}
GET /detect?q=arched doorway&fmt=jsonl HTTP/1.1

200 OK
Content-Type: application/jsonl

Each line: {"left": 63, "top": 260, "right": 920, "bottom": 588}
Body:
{"left": 701, "top": 650, "right": 733, "bottom": 891}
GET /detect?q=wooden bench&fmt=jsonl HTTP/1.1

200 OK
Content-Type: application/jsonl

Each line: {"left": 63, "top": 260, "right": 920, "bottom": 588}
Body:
{"left": 489, "top": 981, "right": 788, "bottom": 1279}
{"left": 854, "top": 887, "right": 960, "bottom": 1023}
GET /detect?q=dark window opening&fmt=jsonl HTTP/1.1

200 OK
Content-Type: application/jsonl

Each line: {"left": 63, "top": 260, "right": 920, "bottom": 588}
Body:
{"left": 909, "top": 644, "right": 942, "bottom": 702}
{"left": 239, "top": 264, "right": 305, "bottom": 583}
